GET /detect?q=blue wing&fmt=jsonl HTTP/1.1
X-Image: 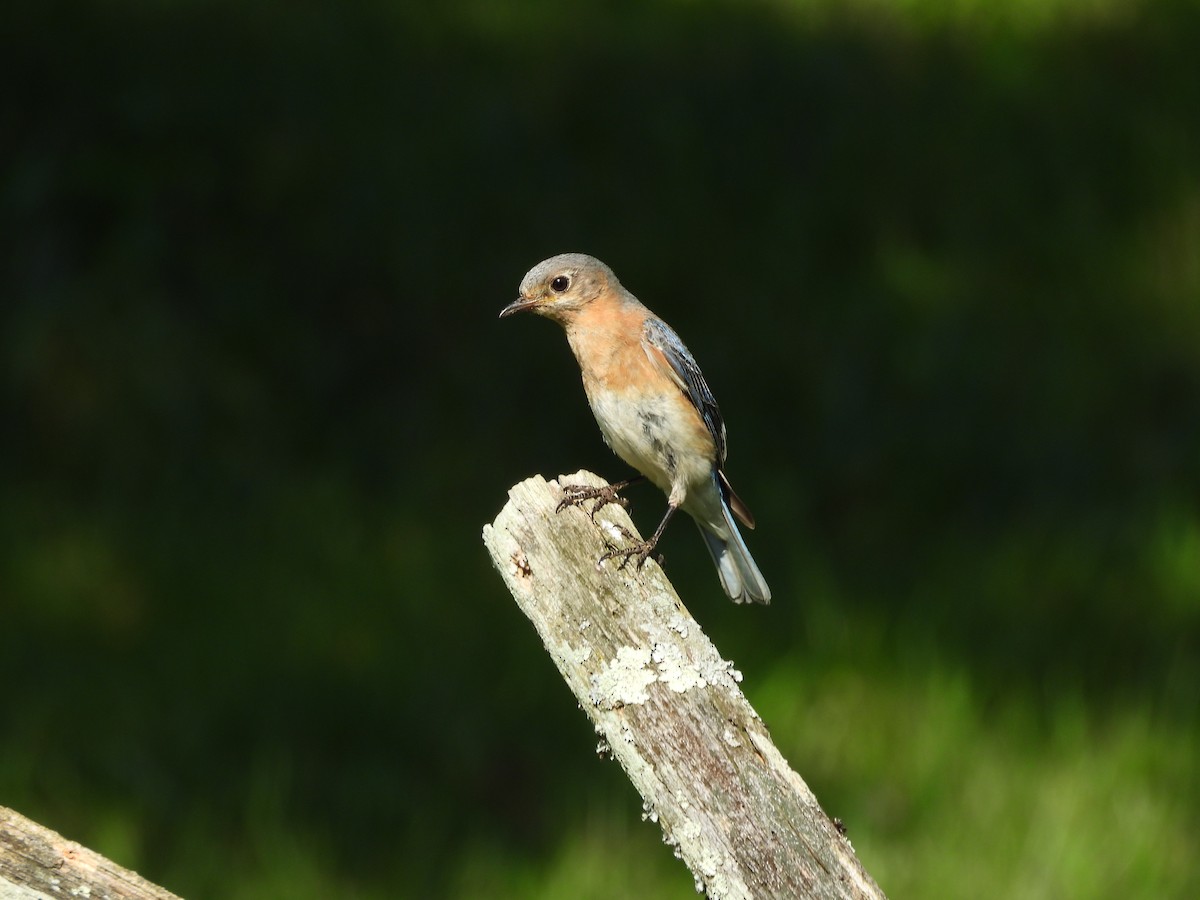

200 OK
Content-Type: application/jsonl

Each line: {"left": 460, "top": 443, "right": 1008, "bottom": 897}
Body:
{"left": 642, "top": 316, "right": 727, "bottom": 465}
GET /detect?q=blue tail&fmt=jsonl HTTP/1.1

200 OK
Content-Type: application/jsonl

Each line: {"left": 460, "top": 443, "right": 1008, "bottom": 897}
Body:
{"left": 697, "top": 504, "right": 771, "bottom": 604}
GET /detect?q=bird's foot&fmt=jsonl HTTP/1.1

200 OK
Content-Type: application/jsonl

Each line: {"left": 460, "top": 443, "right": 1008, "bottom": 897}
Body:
{"left": 599, "top": 538, "right": 664, "bottom": 572}
{"left": 556, "top": 482, "right": 631, "bottom": 522}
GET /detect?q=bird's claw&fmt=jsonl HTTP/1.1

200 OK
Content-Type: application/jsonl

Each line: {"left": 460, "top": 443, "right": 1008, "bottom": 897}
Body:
{"left": 599, "top": 540, "right": 663, "bottom": 571}
{"left": 557, "top": 479, "right": 662, "bottom": 570}
{"left": 556, "top": 482, "right": 631, "bottom": 522}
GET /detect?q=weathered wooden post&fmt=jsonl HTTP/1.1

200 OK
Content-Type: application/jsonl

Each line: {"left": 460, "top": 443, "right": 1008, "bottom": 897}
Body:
{"left": 0, "top": 805, "right": 182, "bottom": 900}
{"left": 483, "top": 470, "right": 886, "bottom": 900}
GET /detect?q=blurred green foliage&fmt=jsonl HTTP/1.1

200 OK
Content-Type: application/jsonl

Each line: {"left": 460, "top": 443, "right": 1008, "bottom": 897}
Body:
{"left": 3, "top": 0, "right": 1198, "bottom": 897}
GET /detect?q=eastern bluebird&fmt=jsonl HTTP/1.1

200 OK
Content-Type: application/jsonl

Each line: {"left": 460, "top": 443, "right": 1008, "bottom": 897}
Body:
{"left": 500, "top": 253, "right": 771, "bottom": 604}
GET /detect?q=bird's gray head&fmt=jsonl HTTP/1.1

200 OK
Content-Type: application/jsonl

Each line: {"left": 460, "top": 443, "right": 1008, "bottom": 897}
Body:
{"left": 499, "top": 253, "right": 618, "bottom": 322}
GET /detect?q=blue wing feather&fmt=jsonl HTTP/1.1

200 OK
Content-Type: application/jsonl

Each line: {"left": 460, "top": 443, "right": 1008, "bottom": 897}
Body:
{"left": 642, "top": 317, "right": 727, "bottom": 465}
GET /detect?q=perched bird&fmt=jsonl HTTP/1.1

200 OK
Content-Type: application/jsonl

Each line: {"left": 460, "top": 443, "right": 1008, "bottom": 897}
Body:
{"left": 500, "top": 253, "right": 770, "bottom": 604}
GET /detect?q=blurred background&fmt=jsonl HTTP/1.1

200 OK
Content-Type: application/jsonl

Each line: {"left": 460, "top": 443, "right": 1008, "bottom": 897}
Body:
{"left": 3, "top": 0, "right": 1198, "bottom": 897}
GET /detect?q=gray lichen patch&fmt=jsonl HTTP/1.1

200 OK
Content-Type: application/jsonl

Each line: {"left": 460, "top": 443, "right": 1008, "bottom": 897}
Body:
{"left": 651, "top": 641, "right": 707, "bottom": 693}
{"left": 555, "top": 640, "right": 592, "bottom": 669}
{"left": 589, "top": 645, "right": 656, "bottom": 708}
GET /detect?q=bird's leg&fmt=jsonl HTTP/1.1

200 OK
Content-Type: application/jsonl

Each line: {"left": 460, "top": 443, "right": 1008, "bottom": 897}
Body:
{"left": 557, "top": 475, "right": 646, "bottom": 522}
{"left": 600, "top": 503, "right": 678, "bottom": 571}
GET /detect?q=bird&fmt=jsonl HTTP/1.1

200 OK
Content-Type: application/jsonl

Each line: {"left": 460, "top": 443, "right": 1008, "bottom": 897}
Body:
{"left": 499, "top": 253, "right": 770, "bottom": 604}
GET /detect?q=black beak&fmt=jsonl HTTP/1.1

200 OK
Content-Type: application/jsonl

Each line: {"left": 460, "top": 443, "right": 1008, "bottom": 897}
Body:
{"left": 499, "top": 297, "right": 539, "bottom": 318}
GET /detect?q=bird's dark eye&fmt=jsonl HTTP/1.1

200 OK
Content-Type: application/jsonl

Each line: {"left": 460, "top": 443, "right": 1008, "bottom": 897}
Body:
{"left": 550, "top": 275, "right": 571, "bottom": 293}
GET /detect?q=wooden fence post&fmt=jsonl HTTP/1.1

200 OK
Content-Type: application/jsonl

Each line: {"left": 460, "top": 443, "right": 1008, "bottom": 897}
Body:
{"left": 483, "top": 471, "right": 887, "bottom": 900}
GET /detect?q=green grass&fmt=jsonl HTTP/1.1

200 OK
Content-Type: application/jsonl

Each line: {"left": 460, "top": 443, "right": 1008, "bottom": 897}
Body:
{"left": 758, "top": 658, "right": 1197, "bottom": 899}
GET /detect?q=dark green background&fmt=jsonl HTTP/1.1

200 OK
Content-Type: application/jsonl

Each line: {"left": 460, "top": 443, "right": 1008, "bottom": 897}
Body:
{"left": 4, "top": 1, "right": 1198, "bottom": 897}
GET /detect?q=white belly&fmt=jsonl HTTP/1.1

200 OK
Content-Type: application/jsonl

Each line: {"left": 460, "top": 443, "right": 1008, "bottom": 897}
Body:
{"left": 585, "top": 386, "right": 714, "bottom": 510}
